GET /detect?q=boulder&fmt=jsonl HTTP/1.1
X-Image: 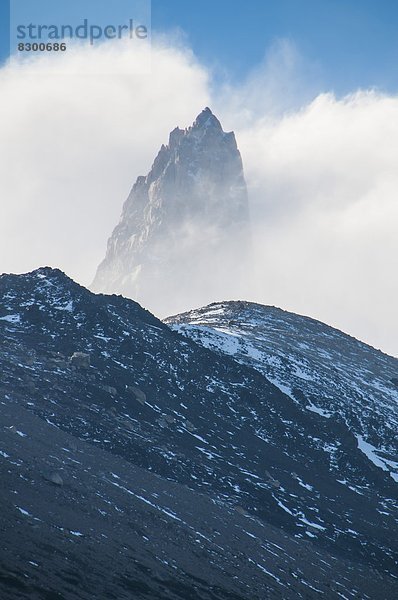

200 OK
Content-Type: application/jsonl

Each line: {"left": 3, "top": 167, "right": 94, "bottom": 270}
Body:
{"left": 235, "top": 506, "right": 249, "bottom": 516}
{"left": 121, "top": 418, "right": 135, "bottom": 431}
{"left": 128, "top": 385, "right": 146, "bottom": 405}
{"left": 45, "top": 471, "right": 63, "bottom": 486}
{"left": 184, "top": 420, "right": 196, "bottom": 432}
{"left": 70, "top": 352, "right": 90, "bottom": 369}
{"left": 103, "top": 385, "right": 117, "bottom": 397}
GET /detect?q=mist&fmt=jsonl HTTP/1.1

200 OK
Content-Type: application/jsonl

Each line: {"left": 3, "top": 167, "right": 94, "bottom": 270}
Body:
{"left": 0, "top": 39, "right": 396, "bottom": 356}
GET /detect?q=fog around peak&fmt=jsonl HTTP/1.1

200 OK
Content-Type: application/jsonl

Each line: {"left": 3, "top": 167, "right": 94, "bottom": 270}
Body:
{"left": 0, "top": 39, "right": 396, "bottom": 356}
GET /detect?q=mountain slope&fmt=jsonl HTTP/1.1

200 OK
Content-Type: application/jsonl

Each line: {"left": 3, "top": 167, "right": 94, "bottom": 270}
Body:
{"left": 1, "top": 269, "right": 397, "bottom": 598}
{"left": 166, "top": 301, "right": 398, "bottom": 483}
{"left": 91, "top": 108, "right": 250, "bottom": 315}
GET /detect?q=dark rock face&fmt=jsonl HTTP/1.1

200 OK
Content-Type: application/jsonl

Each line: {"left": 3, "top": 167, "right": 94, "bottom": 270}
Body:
{"left": 91, "top": 108, "right": 250, "bottom": 315}
{"left": 0, "top": 268, "right": 397, "bottom": 599}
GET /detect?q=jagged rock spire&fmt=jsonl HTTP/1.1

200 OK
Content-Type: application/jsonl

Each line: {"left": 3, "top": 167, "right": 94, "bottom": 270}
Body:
{"left": 91, "top": 109, "right": 250, "bottom": 315}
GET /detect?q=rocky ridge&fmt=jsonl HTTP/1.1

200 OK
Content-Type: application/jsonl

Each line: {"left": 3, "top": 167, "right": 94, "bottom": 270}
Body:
{"left": 0, "top": 269, "right": 397, "bottom": 598}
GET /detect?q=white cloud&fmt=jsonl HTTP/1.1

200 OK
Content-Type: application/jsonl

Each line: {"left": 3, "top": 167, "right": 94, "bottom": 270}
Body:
{"left": 0, "top": 40, "right": 210, "bottom": 283}
{"left": 213, "top": 38, "right": 322, "bottom": 128}
{"left": 235, "top": 90, "right": 398, "bottom": 356}
{"left": 0, "top": 39, "right": 396, "bottom": 356}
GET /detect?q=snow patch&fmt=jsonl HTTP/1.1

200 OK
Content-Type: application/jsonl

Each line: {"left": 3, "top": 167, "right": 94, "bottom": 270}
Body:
{"left": 356, "top": 436, "right": 389, "bottom": 472}
{"left": 16, "top": 507, "right": 32, "bottom": 517}
{"left": 306, "top": 402, "right": 331, "bottom": 418}
{"left": 55, "top": 301, "right": 73, "bottom": 312}
{"left": 0, "top": 314, "right": 20, "bottom": 323}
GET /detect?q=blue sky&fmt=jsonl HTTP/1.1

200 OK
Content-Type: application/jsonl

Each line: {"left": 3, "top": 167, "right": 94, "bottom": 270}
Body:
{"left": 1, "top": 0, "right": 398, "bottom": 94}
{"left": 0, "top": 0, "right": 8, "bottom": 62}
{"left": 152, "top": 0, "right": 398, "bottom": 95}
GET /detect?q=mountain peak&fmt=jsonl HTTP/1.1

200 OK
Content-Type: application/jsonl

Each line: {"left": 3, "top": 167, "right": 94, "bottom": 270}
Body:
{"left": 192, "top": 107, "right": 223, "bottom": 131}
{"left": 92, "top": 109, "right": 250, "bottom": 315}
{"left": 168, "top": 126, "right": 184, "bottom": 148}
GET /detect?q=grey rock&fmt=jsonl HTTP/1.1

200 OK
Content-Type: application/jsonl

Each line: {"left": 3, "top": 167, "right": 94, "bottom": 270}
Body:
{"left": 128, "top": 385, "right": 146, "bottom": 405}
{"left": 184, "top": 420, "right": 196, "bottom": 432}
{"left": 103, "top": 385, "right": 117, "bottom": 397}
{"left": 45, "top": 471, "right": 64, "bottom": 486}
{"left": 70, "top": 352, "right": 90, "bottom": 369}
{"left": 235, "top": 506, "right": 249, "bottom": 517}
{"left": 164, "top": 414, "right": 175, "bottom": 424}
{"left": 122, "top": 419, "right": 135, "bottom": 431}
{"left": 91, "top": 108, "right": 250, "bottom": 315}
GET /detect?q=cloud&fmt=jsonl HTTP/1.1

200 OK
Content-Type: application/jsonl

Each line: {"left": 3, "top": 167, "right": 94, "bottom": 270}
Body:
{"left": 213, "top": 38, "right": 323, "bottom": 129}
{"left": 0, "top": 40, "right": 210, "bottom": 284}
{"left": 235, "top": 90, "right": 398, "bottom": 356}
{"left": 0, "top": 39, "right": 396, "bottom": 356}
